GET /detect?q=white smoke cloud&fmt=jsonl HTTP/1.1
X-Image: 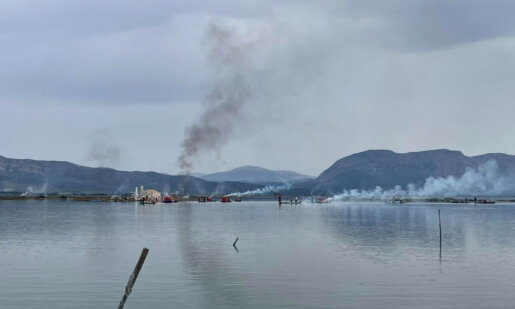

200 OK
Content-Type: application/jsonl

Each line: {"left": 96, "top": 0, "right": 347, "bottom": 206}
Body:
{"left": 226, "top": 184, "right": 290, "bottom": 197}
{"left": 20, "top": 182, "right": 49, "bottom": 196}
{"left": 329, "top": 160, "right": 515, "bottom": 201}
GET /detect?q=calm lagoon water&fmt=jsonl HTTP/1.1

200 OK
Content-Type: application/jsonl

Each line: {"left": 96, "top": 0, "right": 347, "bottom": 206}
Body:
{"left": 2, "top": 200, "right": 515, "bottom": 308}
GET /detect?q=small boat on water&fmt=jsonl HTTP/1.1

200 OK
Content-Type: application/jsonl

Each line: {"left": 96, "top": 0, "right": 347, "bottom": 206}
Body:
{"left": 163, "top": 195, "right": 178, "bottom": 203}
{"left": 198, "top": 196, "right": 216, "bottom": 202}
{"left": 139, "top": 195, "right": 158, "bottom": 204}
{"left": 279, "top": 196, "right": 302, "bottom": 205}
{"left": 221, "top": 196, "right": 232, "bottom": 203}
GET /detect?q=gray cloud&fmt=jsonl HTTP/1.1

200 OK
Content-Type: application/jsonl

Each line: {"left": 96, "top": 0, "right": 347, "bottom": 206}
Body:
{"left": 336, "top": 0, "right": 515, "bottom": 51}
{"left": 2, "top": 1, "right": 514, "bottom": 105}
{"left": 2, "top": 1, "right": 515, "bottom": 176}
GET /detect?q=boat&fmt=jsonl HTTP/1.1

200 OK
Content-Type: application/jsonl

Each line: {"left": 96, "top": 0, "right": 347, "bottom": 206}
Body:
{"left": 279, "top": 196, "right": 302, "bottom": 205}
{"left": 163, "top": 195, "right": 178, "bottom": 203}
{"left": 221, "top": 196, "right": 232, "bottom": 203}
{"left": 143, "top": 198, "right": 156, "bottom": 204}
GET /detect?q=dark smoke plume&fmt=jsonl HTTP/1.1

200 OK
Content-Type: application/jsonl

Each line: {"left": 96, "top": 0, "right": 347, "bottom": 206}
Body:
{"left": 87, "top": 129, "right": 122, "bottom": 168}
{"left": 178, "top": 21, "right": 254, "bottom": 173}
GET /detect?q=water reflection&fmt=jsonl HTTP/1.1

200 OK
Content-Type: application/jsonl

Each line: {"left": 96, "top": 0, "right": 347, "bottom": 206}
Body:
{"left": 172, "top": 204, "right": 251, "bottom": 308}
{"left": 319, "top": 203, "right": 515, "bottom": 264}
{"left": 3, "top": 201, "right": 515, "bottom": 308}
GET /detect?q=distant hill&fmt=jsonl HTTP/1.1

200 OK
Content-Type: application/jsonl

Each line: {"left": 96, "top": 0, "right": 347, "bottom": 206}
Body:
{"left": 310, "top": 149, "right": 515, "bottom": 194}
{"left": 0, "top": 155, "right": 262, "bottom": 195}
{"left": 4, "top": 149, "right": 515, "bottom": 197}
{"left": 198, "top": 165, "right": 314, "bottom": 184}
{"left": 190, "top": 172, "right": 207, "bottom": 178}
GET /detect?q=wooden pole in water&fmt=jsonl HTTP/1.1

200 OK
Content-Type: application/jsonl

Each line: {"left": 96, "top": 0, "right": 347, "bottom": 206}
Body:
{"left": 438, "top": 209, "right": 442, "bottom": 257}
{"left": 118, "top": 248, "right": 149, "bottom": 309}
{"left": 233, "top": 237, "right": 239, "bottom": 247}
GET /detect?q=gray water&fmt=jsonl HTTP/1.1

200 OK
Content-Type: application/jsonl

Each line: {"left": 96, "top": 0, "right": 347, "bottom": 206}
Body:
{"left": 2, "top": 200, "right": 515, "bottom": 308}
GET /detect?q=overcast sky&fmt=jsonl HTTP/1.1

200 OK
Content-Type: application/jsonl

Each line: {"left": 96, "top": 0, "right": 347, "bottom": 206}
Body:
{"left": 2, "top": 0, "right": 515, "bottom": 176}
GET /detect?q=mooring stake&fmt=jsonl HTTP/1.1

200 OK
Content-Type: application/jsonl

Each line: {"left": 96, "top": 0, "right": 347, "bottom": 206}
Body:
{"left": 118, "top": 248, "right": 149, "bottom": 309}
{"left": 233, "top": 237, "right": 239, "bottom": 247}
{"left": 438, "top": 209, "right": 442, "bottom": 258}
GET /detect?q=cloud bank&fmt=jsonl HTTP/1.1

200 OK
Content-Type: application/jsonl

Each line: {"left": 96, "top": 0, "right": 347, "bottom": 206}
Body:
{"left": 3, "top": 1, "right": 515, "bottom": 175}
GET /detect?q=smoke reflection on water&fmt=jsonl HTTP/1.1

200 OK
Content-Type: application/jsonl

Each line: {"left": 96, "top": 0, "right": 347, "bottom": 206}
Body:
{"left": 171, "top": 204, "right": 250, "bottom": 307}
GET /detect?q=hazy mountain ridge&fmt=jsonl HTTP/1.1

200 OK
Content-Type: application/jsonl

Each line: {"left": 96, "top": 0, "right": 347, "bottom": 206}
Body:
{"left": 3, "top": 149, "right": 515, "bottom": 196}
{"left": 198, "top": 165, "right": 314, "bottom": 184}
{"left": 0, "top": 155, "right": 262, "bottom": 194}
{"left": 311, "top": 149, "right": 515, "bottom": 194}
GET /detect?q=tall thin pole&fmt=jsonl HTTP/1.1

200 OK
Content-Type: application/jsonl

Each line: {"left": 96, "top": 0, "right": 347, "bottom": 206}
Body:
{"left": 438, "top": 209, "right": 442, "bottom": 258}
{"left": 118, "top": 248, "right": 149, "bottom": 309}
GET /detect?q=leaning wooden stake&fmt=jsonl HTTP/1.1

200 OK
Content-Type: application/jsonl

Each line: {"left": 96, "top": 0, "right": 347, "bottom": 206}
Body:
{"left": 233, "top": 237, "right": 239, "bottom": 247}
{"left": 438, "top": 209, "right": 442, "bottom": 257}
{"left": 118, "top": 248, "right": 149, "bottom": 309}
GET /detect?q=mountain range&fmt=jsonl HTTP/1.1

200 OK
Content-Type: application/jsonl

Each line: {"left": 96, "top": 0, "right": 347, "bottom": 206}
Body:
{"left": 2, "top": 149, "right": 515, "bottom": 195}
{"left": 196, "top": 166, "right": 313, "bottom": 184}
{"left": 0, "top": 155, "right": 261, "bottom": 195}
{"left": 308, "top": 149, "right": 515, "bottom": 194}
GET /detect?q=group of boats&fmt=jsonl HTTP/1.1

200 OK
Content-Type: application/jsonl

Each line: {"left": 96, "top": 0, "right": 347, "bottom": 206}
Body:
{"left": 138, "top": 195, "right": 243, "bottom": 205}
{"left": 388, "top": 197, "right": 496, "bottom": 204}
{"left": 137, "top": 194, "right": 179, "bottom": 205}
{"left": 219, "top": 196, "right": 242, "bottom": 203}
{"left": 451, "top": 198, "right": 495, "bottom": 204}
{"left": 196, "top": 196, "right": 242, "bottom": 203}
{"left": 278, "top": 196, "right": 302, "bottom": 205}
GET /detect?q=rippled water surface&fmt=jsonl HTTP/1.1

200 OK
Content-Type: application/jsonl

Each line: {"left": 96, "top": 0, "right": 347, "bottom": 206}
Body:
{"left": 2, "top": 200, "right": 515, "bottom": 308}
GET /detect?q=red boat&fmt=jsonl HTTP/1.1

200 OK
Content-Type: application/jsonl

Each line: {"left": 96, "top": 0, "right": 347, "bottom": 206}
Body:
{"left": 163, "top": 195, "right": 178, "bottom": 203}
{"left": 221, "top": 196, "right": 232, "bottom": 203}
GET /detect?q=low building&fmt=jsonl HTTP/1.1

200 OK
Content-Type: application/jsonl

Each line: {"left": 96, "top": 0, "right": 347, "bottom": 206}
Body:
{"left": 136, "top": 186, "right": 161, "bottom": 201}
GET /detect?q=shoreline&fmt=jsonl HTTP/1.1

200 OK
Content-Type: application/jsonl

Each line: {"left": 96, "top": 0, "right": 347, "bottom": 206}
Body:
{"left": 1, "top": 194, "right": 515, "bottom": 204}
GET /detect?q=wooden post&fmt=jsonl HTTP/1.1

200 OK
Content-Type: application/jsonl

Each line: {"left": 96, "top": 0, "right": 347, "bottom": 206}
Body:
{"left": 118, "top": 248, "right": 149, "bottom": 309}
{"left": 438, "top": 209, "right": 442, "bottom": 257}
{"left": 233, "top": 237, "right": 239, "bottom": 247}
